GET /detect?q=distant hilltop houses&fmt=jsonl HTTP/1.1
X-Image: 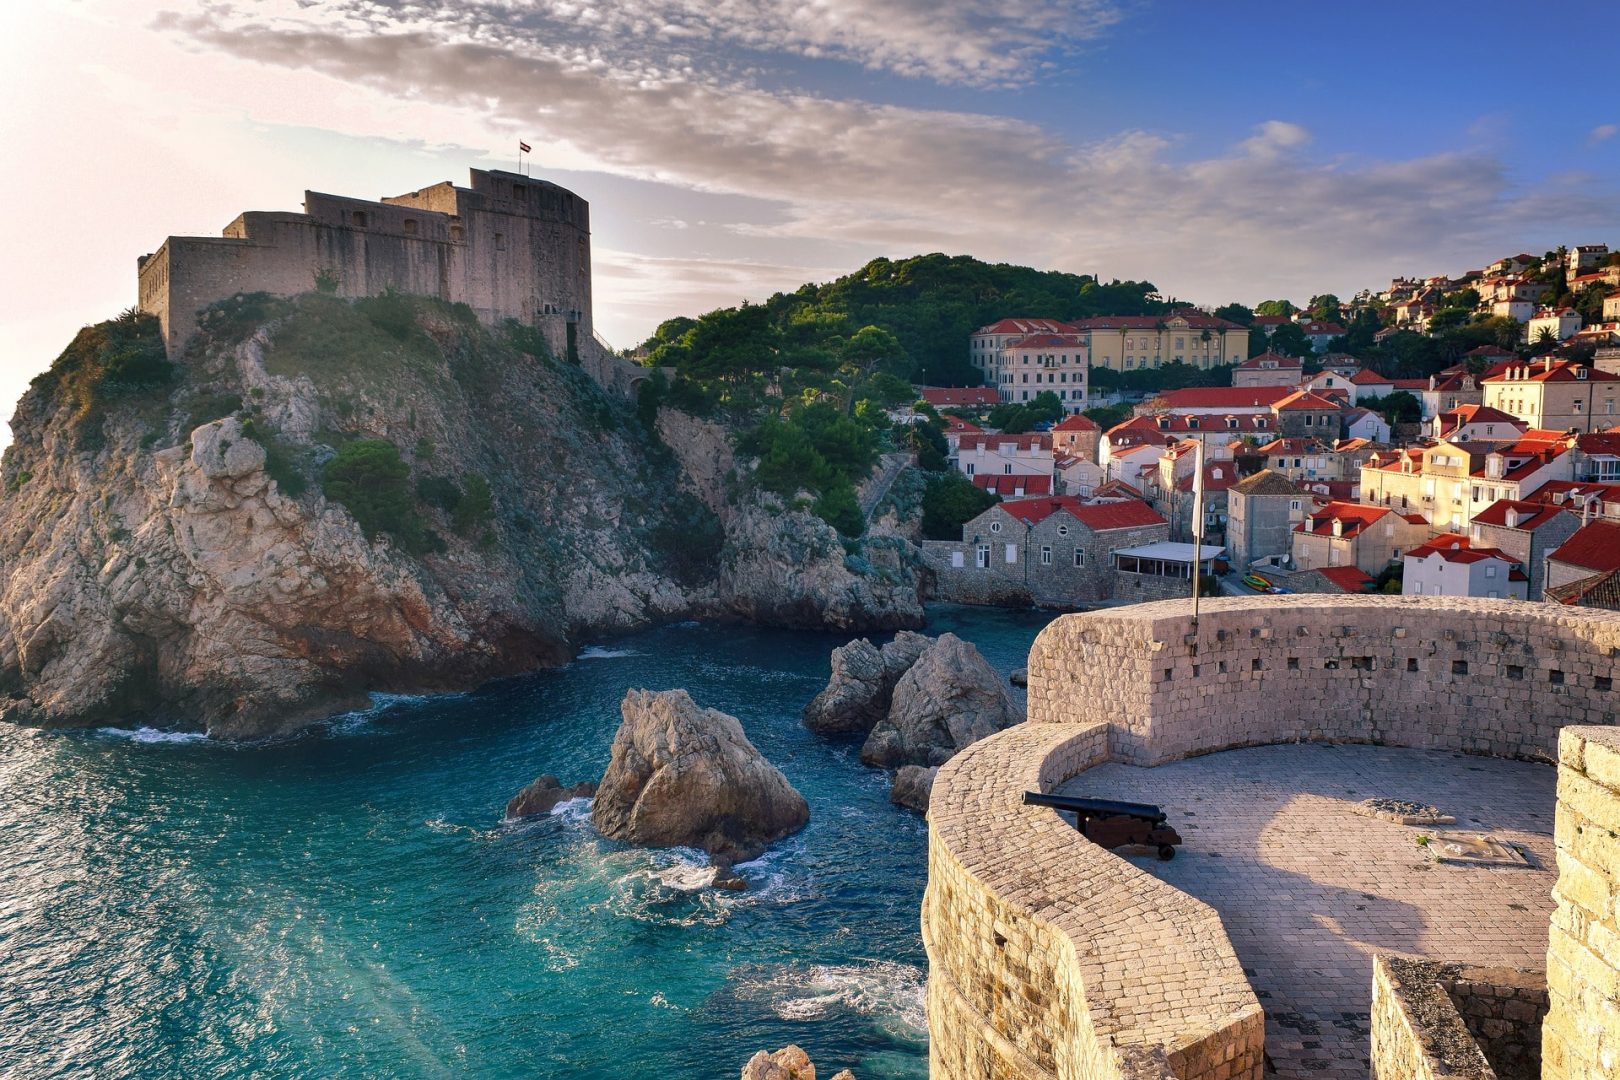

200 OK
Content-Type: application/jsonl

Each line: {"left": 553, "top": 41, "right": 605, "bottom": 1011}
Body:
{"left": 920, "top": 240, "right": 1619, "bottom": 611}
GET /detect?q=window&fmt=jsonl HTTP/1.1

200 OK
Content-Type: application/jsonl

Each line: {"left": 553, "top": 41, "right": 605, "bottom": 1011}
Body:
{"left": 951, "top": 551, "right": 964, "bottom": 568}
{"left": 1056, "top": 524, "right": 1068, "bottom": 536}
{"left": 965, "top": 463, "right": 976, "bottom": 476}
{"left": 351, "top": 211, "right": 368, "bottom": 227}
{"left": 989, "top": 520, "right": 1001, "bottom": 533}
{"left": 1041, "top": 546, "right": 1052, "bottom": 565}
{"left": 1073, "top": 548, "right": 1085, "bottom": 566}
{"left": 1289, "top": 500, "right": 1302, "bottom": 511}
{"left": 1485, "top": 565, "right": 1497, "bottom": 578}
{"left": 1005, "top": 544, "right": 1019, "bottom": 564}
{"left": 403, "top": 218, "right": 418, "bottom": 236}
{"left": 1003, "top": 464, "right": 1013, "bottom": 475}
{"left": 495, "top": 232, "right": 507, "bottom": 250}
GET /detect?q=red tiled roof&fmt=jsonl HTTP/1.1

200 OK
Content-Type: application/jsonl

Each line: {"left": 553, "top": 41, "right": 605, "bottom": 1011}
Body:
{"left": 1576, "top": 432, "right": 1620, "bottom": 456}
{"left": 1295, "top": 501, "right": 1394, "bottom": 538}
{"left": 957, "top": 432, "right": 1053, "bottom": 452}
{"left": 1524, "top": 480, "right": 1620, "bottom": 512}
{"left": 1300, "top": 321, "right": 1347, "bottom": 336}
{"left": 1390, "top": 378, "right": 1430, "bottom": 390}
{"left": 998, "top": 496, "right": 1166, "bottom": 531}
{"left": 1256, "top": 437, "right": 1328, "bottom": 454}
{"left": 1548, "top": 520, "right": 1620, "bottom": 573}
{"left": 1092, "top": 479, "right": 1145, "bottom": 499}
{"left": 973, "top": 474, "right": 1052, "bottom": 496}
{"left": 1235, "top": 351, "right": 1302, "bottom": 369}
{"left": 973, "top": 318, "right": 1075, "bottom": 336}
{"left": 1053, "top": 413, "right": 1098, "bottom": 431}
{"left": 922, "top": 386, "right": 999, "bottom": 406}
{"left": 1406, "top": 533, "right": 1520, "bottom": 565}
{"left": 1274, "top": 389, "right": 1344, "bottom": 412}
{"left": 1471, "top": 499, "right": 1572, "bottom": 532}
{"left": 1314, "top": 566, "right": 1374, "bottom": 592}
{"left": 1482, "top": 360, "right": 1620, "bottom": 385}
{"left": 1006, "top": 333, "right": 1085, "bottom": 349}
{"left": 1545, "top": 568, "right": 1620, "bottom": 610}
{"left": 1175, "top": 462, "right": 1240, "bottom": 492}
{"left": 1349, "top": 369, "right": 1393, "bottom": 385}
{"left": 1152, "top": 387, "right": 1293, "bottom": 409}
{"left": 943, "top": 416, "right": 983, "bottom": 435}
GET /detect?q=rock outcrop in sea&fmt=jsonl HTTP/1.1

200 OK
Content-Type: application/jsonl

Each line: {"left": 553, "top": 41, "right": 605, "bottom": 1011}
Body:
{"left": 591, "top": 689, "right": 809, "bottom": 864}
{"left": 803, "top": 631, "right": 1021, "bottom": 811}
{"left": 861, "top": 633, "right": 1020, "bottom": 768}
{"left": 801, "top": 630, "right": 932, "bottom": 735}
{"left": 0, "top": 301, "right": 923, "bottom": 738}
{"left": 740, "top": 1044, "right": 854, "bottom": 1080}
{"left": 504, "top": 775, "right": 597, "bottom": 819}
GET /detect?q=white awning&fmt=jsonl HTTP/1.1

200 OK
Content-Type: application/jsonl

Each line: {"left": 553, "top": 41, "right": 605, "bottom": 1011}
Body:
{"left": 1112, "top": 542, "right": 1226, "bottom": 564}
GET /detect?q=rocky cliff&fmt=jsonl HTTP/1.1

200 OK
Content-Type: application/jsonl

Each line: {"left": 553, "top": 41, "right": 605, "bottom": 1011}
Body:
{"left": 0, "top": 297, "right": 921, "bottom": 738}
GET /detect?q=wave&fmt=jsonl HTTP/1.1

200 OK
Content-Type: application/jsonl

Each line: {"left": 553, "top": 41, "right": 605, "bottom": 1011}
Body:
{"left": 94, "top": 726, "right": 209, "bottom": 745}
{"left": 728, "top": 960, "right": 928, "bottom": 1040}
{"left": 575, "top": 646, "right": 641, "bottom": 660}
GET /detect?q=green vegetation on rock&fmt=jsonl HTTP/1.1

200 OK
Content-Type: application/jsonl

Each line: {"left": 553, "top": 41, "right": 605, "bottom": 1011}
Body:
{"left": 921, "top": 471, "right": 998, "bottom": 541}
{"left": 321, "top": 438, "right": 435, "bottom": 554}
{"left": 29, "top": 309, "right": 173, "bottom": 451}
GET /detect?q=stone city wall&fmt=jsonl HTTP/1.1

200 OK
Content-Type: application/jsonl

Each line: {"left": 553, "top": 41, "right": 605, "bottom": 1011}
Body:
{"left": 1369, "top": 958, "right": 1547, "bottom": 1080}
{"left": 1544, "top": 725, "right": 1620, "bottom": 1080}
{"left": 1025, "top": 596, "right": 1620, "bottom": 765}
{"left": 925, "top": 721, "right": 1264, "bottom": 1080}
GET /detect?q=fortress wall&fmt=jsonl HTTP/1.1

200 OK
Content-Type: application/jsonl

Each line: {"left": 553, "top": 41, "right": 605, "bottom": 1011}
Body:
{"left": 1544, "top": 725, "right": 1620, "bottom": 1080}
{"left": 929, "top": 597, "right": 1620, "bottom": 1078}
{"left": 1026, "top": 596, "right": 1620, "bottom": 765}
{"left": 925, "top": 721, "right": 1264, "bottom": 1080}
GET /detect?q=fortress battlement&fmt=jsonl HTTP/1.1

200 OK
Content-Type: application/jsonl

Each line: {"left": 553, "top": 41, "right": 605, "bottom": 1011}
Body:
{"left": 137, "top": 167, "right": 601, "bottom": 373}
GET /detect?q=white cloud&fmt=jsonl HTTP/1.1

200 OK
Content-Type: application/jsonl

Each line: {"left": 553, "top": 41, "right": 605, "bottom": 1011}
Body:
{"left": 1590, "top": 123, "right": 1618, "bottom": 145}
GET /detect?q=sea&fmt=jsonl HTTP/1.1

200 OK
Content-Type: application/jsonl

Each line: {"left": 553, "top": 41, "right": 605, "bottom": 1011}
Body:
{"left": 0, "top": 605, "right": 1058, "bottom": 1079}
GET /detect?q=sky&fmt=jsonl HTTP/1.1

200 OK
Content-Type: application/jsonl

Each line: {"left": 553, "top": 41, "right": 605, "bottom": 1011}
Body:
{"left": 2, "top": 1, "right": 1617, "bottom": 442}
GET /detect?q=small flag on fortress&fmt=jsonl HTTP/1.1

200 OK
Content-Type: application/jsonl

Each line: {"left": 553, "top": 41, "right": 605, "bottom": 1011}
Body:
{"left": 519, "top": 141, "right": 532, "bottom": 154}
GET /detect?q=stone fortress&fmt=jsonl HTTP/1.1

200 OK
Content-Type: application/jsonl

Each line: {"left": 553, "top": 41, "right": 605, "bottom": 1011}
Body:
{"left": 925, "top": 595, "right": 1620, "bottom": 1080}
{"left": 136, "top": 166, "right": 643, "bottom": 393}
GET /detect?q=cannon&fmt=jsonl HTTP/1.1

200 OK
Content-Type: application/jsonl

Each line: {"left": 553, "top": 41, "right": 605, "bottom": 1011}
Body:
{"left": 1022, "top": 791, "right": 1183, "bottom": 860}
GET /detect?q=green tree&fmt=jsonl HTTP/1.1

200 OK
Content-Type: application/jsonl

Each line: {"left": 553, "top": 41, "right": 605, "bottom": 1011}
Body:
{"left": 453, "top": 474, "right": 493, "bottom": 534}
{"left": 322, "top": 439, "right": 432, "bottom": 554}
{"left": 1307, "top": 294, "right": 1341, "bottom": 321}
{"left": 813, "top": 481, "right": 865, "bottom": 538}
{"left": 1255, "top": 299, "right": 1298, "bottom": 317}
{"left": 1269, "top": 322, "right": 1313, "bottom": 358}
{"left": 921, "top": 472, "right": 997, "bottom": 541}
{"left": 1213, "top": 302, "right": 1254, "bottom": 325}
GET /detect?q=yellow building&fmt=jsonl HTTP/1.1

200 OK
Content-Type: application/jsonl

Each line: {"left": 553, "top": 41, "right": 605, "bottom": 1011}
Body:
{"left": 1481, "top": 358, "right": 1620, "bottom": 433}
{"left": 1076, "top": 310, "right": 1249, "bottom": 373}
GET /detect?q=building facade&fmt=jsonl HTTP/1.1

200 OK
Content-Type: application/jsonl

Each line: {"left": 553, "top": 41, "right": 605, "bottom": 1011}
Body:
{"left": 1076, "top": 311, "right": 1248, "bottom": 372}
{"left": 1401, "top": 534, "right": 1528, "bottom": 600}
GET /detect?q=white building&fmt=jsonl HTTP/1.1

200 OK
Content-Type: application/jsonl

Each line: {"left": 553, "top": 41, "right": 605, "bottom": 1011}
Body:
{"left": 953, "top": 432, "right": 1054, "bottom": 481}
{"left": 1401, "top": 533, "right": 1527, "bottom": 600}
{"left": 1526, "top": 307, "right": 1583, "bottom": 344}
{"left": 990, "top": 332, "right": 1090, "bottom": 410}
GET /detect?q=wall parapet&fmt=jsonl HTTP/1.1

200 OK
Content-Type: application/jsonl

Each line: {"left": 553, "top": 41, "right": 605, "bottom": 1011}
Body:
{"left": 925, "top": 722, "right": 1264, "bottom": 1080}
{"left": 1370, "top": 957, "right": 1547, "bottom": 1080}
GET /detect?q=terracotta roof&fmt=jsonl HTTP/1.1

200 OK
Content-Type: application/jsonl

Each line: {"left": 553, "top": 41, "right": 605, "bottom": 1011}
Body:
{"left": 1471, "top": 499, "right": 1573, "bottom": 532}
{"left": 1483, "top": 360, "right": 1620, "bottom": 384}
{"left": 1175, "top": 462, "right": 1240, "bottom": 492}
{"left": 1577, "top": 432, "right": 1620, "bottom": 456}
{"left": 1230, "top": 469, "right": 1302, "bottom": 497}
{"left": 1524, "top": 480, "right": 1620, "bottom": 513}
{"left": 1152, "top": 387, "right": 1293, "bottom": 409}
{"left": 1092, "top": 479, "right": 1145, "bottom": 499}
{"left": 1313, "top": 566, "right": 1375, "bottom": 592}
{"left": 1545, "top": 568, "right": 1620, "bottom": 610}
{"left": 1005, "top": 333, "right": 1085, "bottom": 349}
{"left": 922, "top": 386, "right": 999, "bottom": 406}
{"left": 1406, "top": 533, "right": 1521, "bottom": 566}
{"left": 998, "top": 496, "right": 1165, "bottom": 531}
{"left": 973, "top": 318, "right": 1075, "bottom": 336}
{"left": 1274, "top": 389, "right": 1344, "bottom": 412}
{"left": 957, "top": 432, "right": 1053, "bottom": 452}
{"left": 1548, "top": 520, "right": 1620, "bottom": 573}
{"left": 1235, "top": 351, "right": 1302, "bottom": 369}
{"left": 943, "top": 416, "right": 983, "bottom": 435}
{"left": 1053, "top": 413, "right": 1099, "bottom": 431}
{"left": 973, "top": 474, "right": 1052, "bottom": 496}
{"left": 1256, "top": 437, "right": 1329, "bottom": 454}
{"left": 1125, "top": 412, "right": 1275, "bottom": 434}
{"left": 1390, "top": 378, "right": 1430, "bottom": 390}
{"left": 1300, "top": 321, "right": 1347, "bottom": 336}
{"left": 1348, "top": 369, "right": 1393, "bottom": 385}
{"left": 1295, "top": 501, "right": 1397, "bottom": 538}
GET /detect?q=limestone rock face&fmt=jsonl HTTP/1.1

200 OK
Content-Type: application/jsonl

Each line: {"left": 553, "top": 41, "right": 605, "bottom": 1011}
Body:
{"left": 504, "top": 775, "right": 596, "bottom": 819}
{"left": 592, "top": 689, "right": 809, "bottom": 864}
{"left": 0, "top": 308, "right": 923, "bottom": 739}
{"left": 740, "top": 1045, "right": 816, "bottom": 1080}
{"left": 861, "top": 633, "right": 1020, "bottom": 768}
{"left": 889, "top": 764, "right": 938, "bottom": 814}
{"left": 802, "top": 631, "right": 933, "bottom": 735}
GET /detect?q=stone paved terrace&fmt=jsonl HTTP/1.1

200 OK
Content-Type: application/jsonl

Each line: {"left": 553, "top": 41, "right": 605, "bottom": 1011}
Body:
{"left": 1061, "top": 744, "right": 1557, "bottom": 1080}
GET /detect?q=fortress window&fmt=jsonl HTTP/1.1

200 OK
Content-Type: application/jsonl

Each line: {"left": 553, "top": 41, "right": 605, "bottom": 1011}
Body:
{"left": 1407, "top": 658, "right": 1419, "bottom": 672}
{"left": 1549, "top": 669, "right": 1565, "bottom": 685}
{"left": 1287, "top": 657, "right": 1299, "bottom": 670}
{"left": 1452, "top": 660, "right": 1468, "bottom": 675}
{"left": 1506, "top": 664, "right": 1524, "bottom": 680}
{"left": 403, "top": 218, "right": 418, "bottom": 236}
{"left": 495, "top": 232, "right": 507, "bottom": 250}
{"left": 1597, "top": 675, "right": 1613, "bottom": 692}
{"left": 449, "top": 225, "right": 463, "bottom": 241}
{"left": 513, "top": 185, "right": 527, "bottom": 199}
{"left": 352, "top": 211, "right": 368, "bottom": 228}
{"left": 1251, "top": 658, "right": 1263, "bottom": 672}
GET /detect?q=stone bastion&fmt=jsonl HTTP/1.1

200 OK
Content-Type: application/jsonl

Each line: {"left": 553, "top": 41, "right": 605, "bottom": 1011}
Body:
{"left": 924, "top": 595, "right": 1620, "bottom": 1080}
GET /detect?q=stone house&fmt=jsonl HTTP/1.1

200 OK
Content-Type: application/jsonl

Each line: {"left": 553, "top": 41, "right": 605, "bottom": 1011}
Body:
{"left": 1344, "top": 407, "right": 1390, "bottom": 443}
{"left": 1272, "top": 390, "right": 1345, "bottom": 439}
{"left": 1051, "top": 412, "right": 1101, "bottom": 462}
{"left": 1227, "top": 469, "right": 1309, "bottom": 570}
{"left": 1055, "top": 453, "right": 1105, "bottom": 498}
{"left": 1231, "top": 351, "right": 1303, "bottom": 388}
{"left": 1401, "top": 533, "right": 1528, "bottom": 600}
{"left": 1469, "top": 498, "right": 1580, "bottom": 600}
{"left": 919, "top": 496, "right": 1169, "bottom": 605}
{"left": 1416, "top": 368, "right": 1484, "bottom": 421}
{"left": 1292, "top": 501, "right": 1432, "bottom": 576}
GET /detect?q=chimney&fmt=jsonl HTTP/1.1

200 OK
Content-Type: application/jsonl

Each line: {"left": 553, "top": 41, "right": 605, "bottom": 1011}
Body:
{"left": 1505, "top": 507, "right": 1519, "bottom": 528}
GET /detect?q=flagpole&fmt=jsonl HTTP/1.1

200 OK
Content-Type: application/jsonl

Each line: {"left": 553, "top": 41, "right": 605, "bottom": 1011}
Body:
{"left": 1190, "top": 439, "right": 1204, "bottom": 627}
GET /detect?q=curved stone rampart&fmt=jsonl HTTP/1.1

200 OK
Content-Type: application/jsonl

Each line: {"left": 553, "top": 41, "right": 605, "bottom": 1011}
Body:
{"left": 926, "top": 596, "right": 1620, "bottom": 1078}
{"left": 925, "top": 722, "right": 1264, "bottom": 1080}
{"left": 1028, "top": 596, "right": 1620, "bottom": 765}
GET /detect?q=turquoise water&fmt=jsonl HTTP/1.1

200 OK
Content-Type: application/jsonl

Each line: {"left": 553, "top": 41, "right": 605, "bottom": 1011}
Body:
{"left": 0, "top": 607, "right": 1055, "bottom": 1079}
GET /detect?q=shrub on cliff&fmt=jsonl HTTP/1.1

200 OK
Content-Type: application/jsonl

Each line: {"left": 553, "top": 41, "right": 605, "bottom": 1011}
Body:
{"left": 321, "top": 438, "right": 434, "bottom": 554}
{"left": 650, "top": 501, "right": 726, "bottom": 585}
{"left": 30, "top": 310, "right": 173, "bottom": 451}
